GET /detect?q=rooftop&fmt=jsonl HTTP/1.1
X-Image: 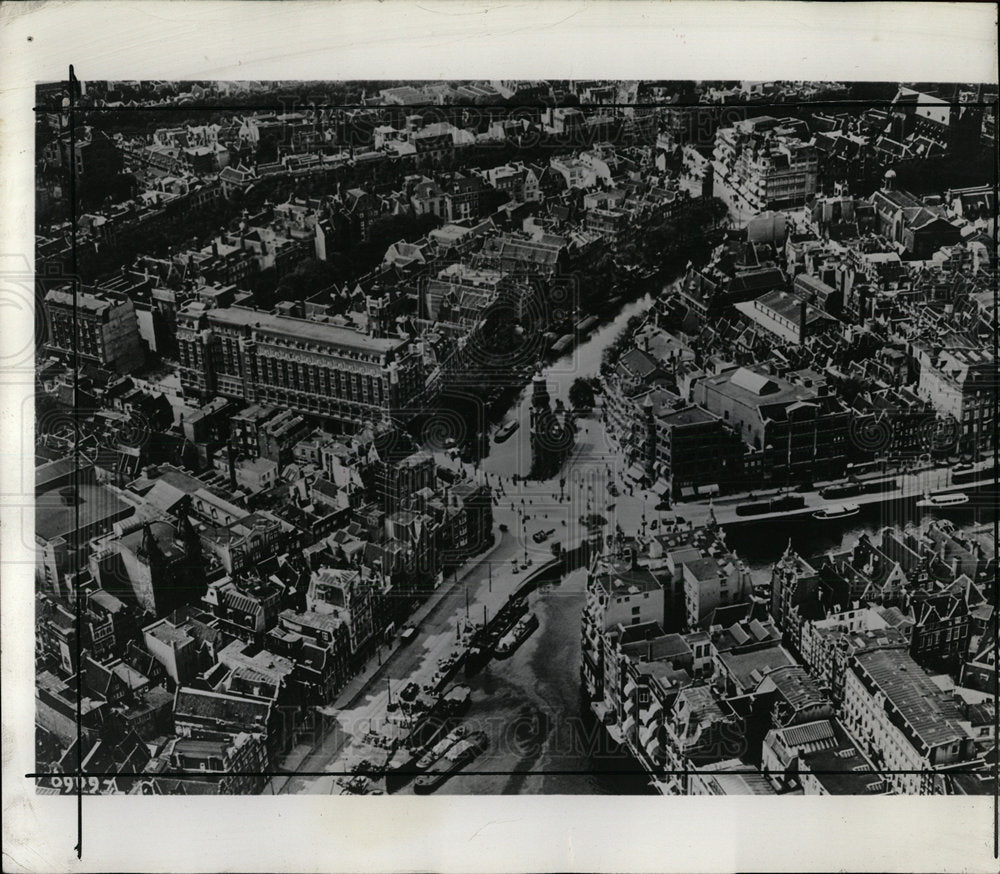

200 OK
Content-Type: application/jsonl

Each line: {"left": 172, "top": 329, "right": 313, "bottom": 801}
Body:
{"left": 717, "top": 644, "right": 795, "bottom": 692}
{"left": 201, "top": 305, "right": 404, "bottom": 355}
{"left": 36, "top": 483, "right": 132, "bottom": 542}
{"left": 853, "top": 649, "right": 969, "bottom": 752}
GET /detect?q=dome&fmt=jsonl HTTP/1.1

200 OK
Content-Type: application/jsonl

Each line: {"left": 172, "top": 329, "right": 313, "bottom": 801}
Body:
{"left": 884, "top": 168, "right": 897, "bottom": 179}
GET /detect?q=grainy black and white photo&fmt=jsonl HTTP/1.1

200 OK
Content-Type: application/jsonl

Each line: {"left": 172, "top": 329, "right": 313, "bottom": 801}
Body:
{"left": 29, "top": 69, "right": 998, "bottom": 809}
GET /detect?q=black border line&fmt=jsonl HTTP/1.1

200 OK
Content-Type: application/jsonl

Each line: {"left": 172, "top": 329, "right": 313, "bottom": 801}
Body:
{"left": 67, "top": 63, "right": 83, "bottom": 862}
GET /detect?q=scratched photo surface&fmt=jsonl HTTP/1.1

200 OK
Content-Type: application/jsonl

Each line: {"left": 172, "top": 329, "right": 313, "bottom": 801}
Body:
{"left": 32, "top": 77, "right": 998, "bottom": 800}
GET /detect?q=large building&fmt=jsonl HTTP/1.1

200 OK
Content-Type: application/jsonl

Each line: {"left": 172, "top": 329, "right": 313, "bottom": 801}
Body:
{"left": 117, "top": 520, "right": 204, "bottom": 617}
{"left": 915, "top": 347, "right": 995, "bottom": 454}
{"left": 305, "top": 567, "right": 379, "bottom": 658}
{"left": 713, "top": 116, "right": 819, "bottom": 211}
{"left": 841, "top": 648, "right": 979, "bottom": 794}
{"left": 647, "top": 399, "right": 743, "bottom": 499}
{"left": 581, "top": 553, "right": 665, "bottom": 699}
{"left": 35, "top": 464, "right": 135, "bottom": 599}
{"left": 694, "top": 366, "right": 850, "bottom": 485}
{"left": 733, "top": 289, "right": 838, "bottom": 347}
{"left": 872, "top": 188, "right": 962, "bottom": 258}
{"left": 176, "top": 302, "right": 427, "bottom": 430}
{"left": 44, "top": 286, "right": 147, "bottom": 375}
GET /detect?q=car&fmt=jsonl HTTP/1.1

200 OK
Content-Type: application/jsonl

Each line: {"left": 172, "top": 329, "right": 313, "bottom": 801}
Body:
{"left": 399, "top": 626, "right": 417, "bottom": 644}
{"left": 953, "top": 462, "right": 975, "bottom": 473}
{"left": 532, "top": 530, "right": 549, "bottom": 543}
{"left": 498, "top": 523, "right": 509, "bottom": 533}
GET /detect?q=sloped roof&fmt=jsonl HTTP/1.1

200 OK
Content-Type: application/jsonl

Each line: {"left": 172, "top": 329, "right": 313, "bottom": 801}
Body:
{"left": 729, "top": 367, "right": 778, "bottom": 396}
{"left": 173, "top": 687, "right": 271, "bottom": 729}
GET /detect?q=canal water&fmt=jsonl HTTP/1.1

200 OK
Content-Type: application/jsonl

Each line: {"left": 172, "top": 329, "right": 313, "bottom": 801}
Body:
{"left": 724, "top": 492, "right": 996, "bottom": 580}
{"left": 427, "top": 569, "right": 655, "bottom": 795}
{"left": 480, "top": 290, "right": 658, "bottom": 478}
{"left": 414, "top": 274, "right": 996, "bottom": 795}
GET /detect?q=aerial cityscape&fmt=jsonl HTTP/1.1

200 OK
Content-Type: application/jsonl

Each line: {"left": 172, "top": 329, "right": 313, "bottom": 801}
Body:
{"left": 33, "top": 78, "right": 998, "bottom": 798}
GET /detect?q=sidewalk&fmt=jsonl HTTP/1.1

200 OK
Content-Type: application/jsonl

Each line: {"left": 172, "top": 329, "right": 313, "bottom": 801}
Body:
{"left": 268, "top": 528, "right": 509, "bottom": 794}
{"left": 331, "top": 529, "right": 508, "bottom": 711}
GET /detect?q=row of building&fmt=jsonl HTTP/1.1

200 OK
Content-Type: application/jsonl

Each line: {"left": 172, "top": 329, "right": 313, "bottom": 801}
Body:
{"left": 581, "top": 517, "right": 995, "bottom": 796}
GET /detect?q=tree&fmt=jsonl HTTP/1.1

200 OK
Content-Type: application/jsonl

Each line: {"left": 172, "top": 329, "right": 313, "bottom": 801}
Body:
{"left": 569, "top": 377, "right": 596, "bottom": 411}
{"left": 273, "top": 257, "right": 343, "bottom": 304}
{"left": 601, "top": 314, "right": 646, "bottom": 373}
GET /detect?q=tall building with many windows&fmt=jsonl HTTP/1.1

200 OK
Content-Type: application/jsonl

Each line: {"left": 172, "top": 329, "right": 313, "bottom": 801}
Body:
{"left": 176, "top": 302, "right": 427, "bottom": 430}
{"left": 44, "top": 286, "right": 146, "bottom": 374}
{"left": 713, "top": 116, "right": 819, "bottom": 211}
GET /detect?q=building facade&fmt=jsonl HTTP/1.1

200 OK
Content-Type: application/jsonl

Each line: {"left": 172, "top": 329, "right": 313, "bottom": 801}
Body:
{"left": 44, "top": 287, "right": 146, "bottom": 375}
{"left": 176, "top": 302, "right": 427, "bottom": 429}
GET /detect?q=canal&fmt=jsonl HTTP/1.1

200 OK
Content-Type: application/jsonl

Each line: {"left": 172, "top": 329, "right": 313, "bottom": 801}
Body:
{"left": 398, "top": 569, "right": 655, "bottom": 795}
{"left": 402, "top": 272, "right": 995, "bottom": 797}
{"left": 724, "top": 495, "right": 996, "bottom": 581}
{"left": 479, "top": 289, "right": 658, "bottom": 478}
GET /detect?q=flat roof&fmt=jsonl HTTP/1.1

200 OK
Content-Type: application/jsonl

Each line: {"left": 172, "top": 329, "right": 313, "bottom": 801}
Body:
{"left": 36, "top": 483, "right": 132, "bottom": 542}
{"left": 207, "top": 306, "right": 404, "bottom": 355}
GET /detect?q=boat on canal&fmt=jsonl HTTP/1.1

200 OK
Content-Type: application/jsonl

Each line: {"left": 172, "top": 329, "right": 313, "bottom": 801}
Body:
{"left": 916, "top": 491, "right": 970, "bottom": 509}
{"left": 487, "top": 596, "right": 529, "bottom": 647}
{"left": 465, "top": 596, "right": 528, "bottom": 676}
{"left": 413, "top": 731, "right": 489, "bottom": 794}
{"left": 443, "top": 685, "right": 472, "bottom": 715}
{"left": 819, "top": 481, "right": 862, "bottom": 500}
{"left": 952, "top": 461, "right": 994, "bottom": 484}
{"left": 384, "top": 690, "right": 464, "bottom": 789}
{"left": 812, "top": 503, "right": 861, "bottom": 520}
{"left": 493, "top": 612, "right": 539, "bottom": 659}
{"left": 551, "top": 334, "right": 575, "bottom": 355}
{"left": 414, "top": 727, "right": 467, "bottom": 771}
{"left": 464, "top": 621, "right": 494, "bottom": 677}
{"left": 427, "top": 652, "right": 465, "bottom": 693}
